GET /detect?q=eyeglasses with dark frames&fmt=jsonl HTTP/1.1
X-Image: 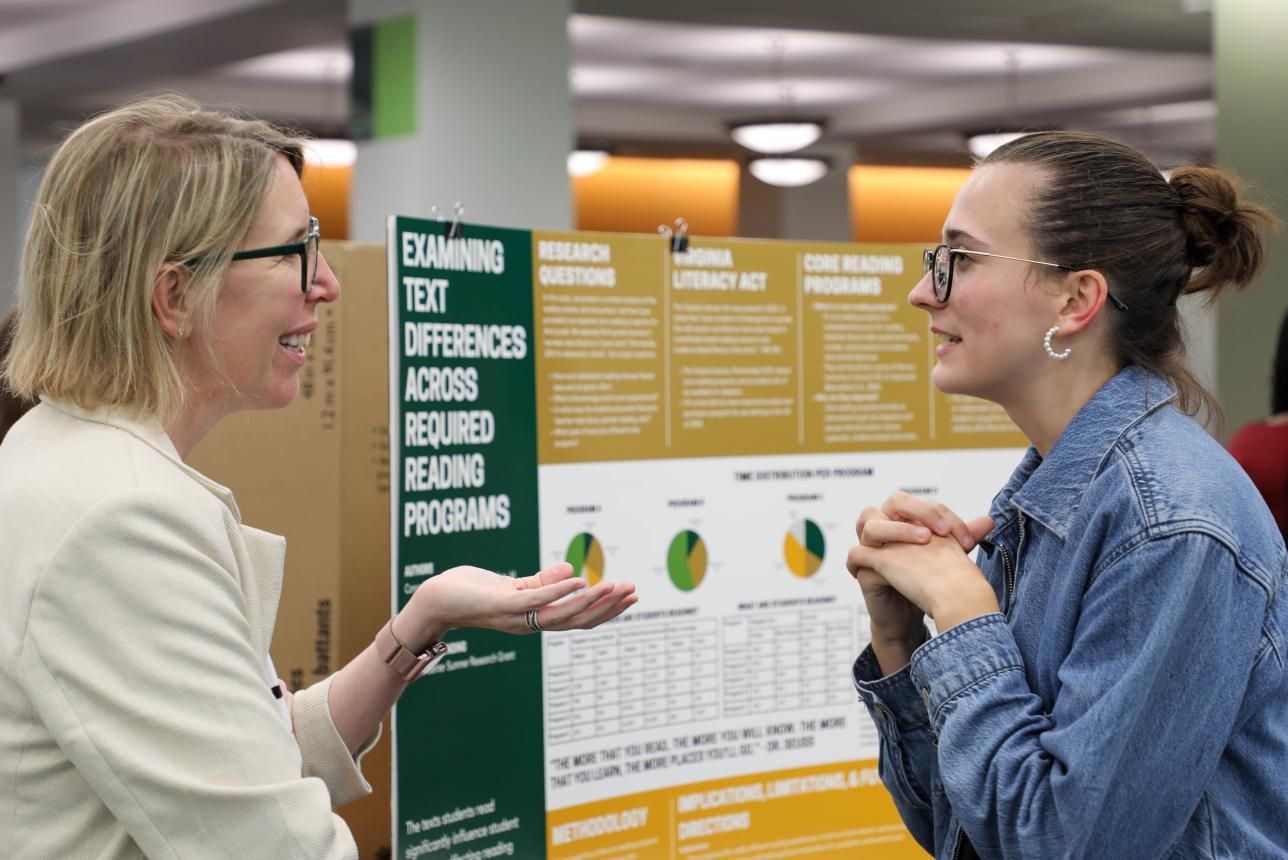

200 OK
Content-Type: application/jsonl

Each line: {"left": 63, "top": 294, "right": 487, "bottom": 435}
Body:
{"left": 188, "top": 216, "right": 321, "bottom": 294}
{"left": 922, "top": 244, "right": 1129, "bottom": 312}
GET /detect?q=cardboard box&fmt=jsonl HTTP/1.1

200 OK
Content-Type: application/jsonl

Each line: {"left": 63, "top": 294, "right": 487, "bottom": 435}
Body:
{"left": 188, "top": 240, "right": 393, "bottom": 858}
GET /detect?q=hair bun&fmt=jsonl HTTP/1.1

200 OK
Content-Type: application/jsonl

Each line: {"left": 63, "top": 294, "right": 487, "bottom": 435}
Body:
{"left": 1170, "top": 166, "right": 1277, "bottom": 295}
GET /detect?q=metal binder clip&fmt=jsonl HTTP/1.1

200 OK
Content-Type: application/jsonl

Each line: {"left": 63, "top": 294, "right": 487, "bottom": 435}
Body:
{"left": 445, "top": 202, "right": 465, "bottom": 240}
{"left": 671, "top": 218, "right": 689, "bottom": 252}
{"left": 658, "top": 217, "right": 689, "bottom": 253}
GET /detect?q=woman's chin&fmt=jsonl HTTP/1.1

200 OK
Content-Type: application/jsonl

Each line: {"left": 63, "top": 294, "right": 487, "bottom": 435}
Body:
{"left": 930, "top": 364, "right": 968, "bottom": 396}
{"left": 234, "top": 379, "right": 301, "bottom": 413}
{"left": 266, "top": 380, "right": 300, "bottom": 410}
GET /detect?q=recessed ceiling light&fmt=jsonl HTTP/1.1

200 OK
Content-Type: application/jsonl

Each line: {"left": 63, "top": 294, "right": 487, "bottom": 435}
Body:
{"left": 303, "top": 139, "right": 356, "bottom": 168}
{"left": 748, "top": 155, "right": 830, "bottom": 187}
{"left": 567, "top": 149, "right": 610, "bottom": 177}
{"left": 966, "top": 131, "right": 1029, "bottom": 159}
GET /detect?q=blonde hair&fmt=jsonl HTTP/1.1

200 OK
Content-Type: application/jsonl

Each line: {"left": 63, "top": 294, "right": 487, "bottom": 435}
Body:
{"left": 3, "top": 94, "right": 304, "bottom": 420}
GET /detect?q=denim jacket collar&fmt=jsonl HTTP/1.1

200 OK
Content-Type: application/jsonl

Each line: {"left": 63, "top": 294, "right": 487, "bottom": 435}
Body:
{"left": 987, "top": 364, "right": 1176, "bottom": 541}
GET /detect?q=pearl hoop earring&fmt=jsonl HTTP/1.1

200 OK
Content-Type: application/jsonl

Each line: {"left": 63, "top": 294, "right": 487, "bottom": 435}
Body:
{"left": 1044, "top": 326, "right": 1070, "bottom": 361}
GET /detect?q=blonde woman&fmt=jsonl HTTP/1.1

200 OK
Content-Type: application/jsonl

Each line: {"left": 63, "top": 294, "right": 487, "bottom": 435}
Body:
{"left": 0, "top": 96, "right": 636, "bottom": 859}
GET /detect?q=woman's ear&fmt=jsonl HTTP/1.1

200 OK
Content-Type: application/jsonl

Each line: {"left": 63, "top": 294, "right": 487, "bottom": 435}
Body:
{"left": 1055, "top": 269, "right": 1112, "bottom": 335}
{"left": 151, "top": 263, "right": 189, "bottom": 339}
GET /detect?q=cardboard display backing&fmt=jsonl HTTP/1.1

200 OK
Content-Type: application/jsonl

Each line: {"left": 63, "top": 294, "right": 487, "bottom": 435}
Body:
{"left": 188, "top": 240, "right": 392, "bottom": 858}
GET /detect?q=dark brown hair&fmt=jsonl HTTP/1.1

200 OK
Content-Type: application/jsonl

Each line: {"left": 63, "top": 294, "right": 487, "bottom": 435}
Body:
{"left": 984, "top": 131, "right": 1277, "bottom": 420}
{"left": 0, "top": 310, "right": 37, "bottom": 443}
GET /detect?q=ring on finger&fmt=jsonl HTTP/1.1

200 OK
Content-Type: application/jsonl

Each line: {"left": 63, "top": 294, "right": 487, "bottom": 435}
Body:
{"left": 525, "top": 608, "right": 544, "bottom": 632}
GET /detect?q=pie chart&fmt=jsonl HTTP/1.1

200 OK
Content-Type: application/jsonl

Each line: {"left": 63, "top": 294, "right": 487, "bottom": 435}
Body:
{"left": 667, "top": 530, "right": 707, "bottom": 591}
{"left": 784, "top": 519, "right": 825, "bottom": 578}
{"left": 565, "top": 532, "right": 604, "bottom": 585}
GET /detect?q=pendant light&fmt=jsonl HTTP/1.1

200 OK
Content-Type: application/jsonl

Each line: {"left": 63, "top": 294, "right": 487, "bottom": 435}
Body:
{"left": 731, "top": 35, "right": 829, "bottom": 187}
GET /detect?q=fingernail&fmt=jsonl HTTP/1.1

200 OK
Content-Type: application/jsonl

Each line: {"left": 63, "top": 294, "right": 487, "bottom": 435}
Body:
{"left": 914, "top": 527, "right": 931, "bottom": 541}
{"left": 936, "top": 519, "right": 950, "bottom": 534}
{"left": 960, "top": 535, "right": 974, "bottom": 549}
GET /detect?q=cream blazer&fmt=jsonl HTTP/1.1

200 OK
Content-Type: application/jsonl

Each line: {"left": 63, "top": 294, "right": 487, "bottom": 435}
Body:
{"left": 0, "top": 399, "right": 374, "bottom": 859}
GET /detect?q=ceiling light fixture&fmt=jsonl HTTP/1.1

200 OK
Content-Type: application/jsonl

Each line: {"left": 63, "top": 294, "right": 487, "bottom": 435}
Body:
{"left": 748, "top": 155, "right": 830, "bottom": 188}
{"left": 730, "top": 120, "right": 826, "bottom": 155}
{"left": 567, "top": 149, "right": 610, "bottom": 177}
{"left": 729, "top": 35, "right": 827, "bottom": 156}
{"left": 964, "top": 50, "right": 1033, "bottom": 160}
{"left": 966, "top": 131, "right": 1028, "bottom": 159}
{"left": 303, "top": 139, "right": 357, "bottom": 168}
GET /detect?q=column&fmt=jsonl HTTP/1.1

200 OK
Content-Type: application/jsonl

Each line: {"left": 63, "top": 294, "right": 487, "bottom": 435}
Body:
{"left": 665, "top": 622, "right": 695, "bottom": 725}
{"left": 348, "top": 0, "right": 574, "bottom": 242}
{"left": 692, "top": 620, "right": 719, "bottom": 722}
{"left": 779, "top": 141, "right": 855, "bottom": 243}
{"left": 545, "top": 637, "right": 573, "bottom": 745}
{"left": 722, "top": 616, "right": 751, "bottom": 717}
{"left": 1214, "top": 0, "right": 1288, "bottom": 432}
{"left": 737, "top": 142, "right": 855, "bottom": 243}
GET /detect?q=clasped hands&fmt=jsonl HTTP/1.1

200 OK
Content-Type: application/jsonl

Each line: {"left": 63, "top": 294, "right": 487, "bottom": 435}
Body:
{"left": 396, "top": 563, "right": 637, "bottom": 650}
{"left": 846, "top": 491, "right": 1000, "bottom": 675}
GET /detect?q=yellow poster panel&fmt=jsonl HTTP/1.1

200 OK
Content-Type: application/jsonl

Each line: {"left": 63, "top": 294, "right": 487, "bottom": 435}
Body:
{"left": 533, "top": 231, "right": 668, "bottom": 464}
{"left": 533, "top": 231, "right": 1023, "bottom": 464}
{"left": 666, "top": 237, "right": 801, "bottom": 459}
{"left": 795, "top": 243, "right": 933, "bottom": 452}
{"left": 547, "top": 760, "right": 929, "bottom": 860}
{"left": 931, "top": 387, "right": 1028, "bottom": 450}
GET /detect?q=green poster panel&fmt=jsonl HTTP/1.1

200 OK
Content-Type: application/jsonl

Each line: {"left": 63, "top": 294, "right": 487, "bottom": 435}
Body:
{"left": 388, "top": 216, "right": 542, "bottom": 859}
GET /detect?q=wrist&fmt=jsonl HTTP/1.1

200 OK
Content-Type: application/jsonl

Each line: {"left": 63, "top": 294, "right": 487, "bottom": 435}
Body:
{"left": 929, "top": 583, "right": 999, "bottom": 634}
{"left": 870, "top": 620, "right": 926, "bottom": 651}
{"left": 869, "top": 622, "right": 927, "bottom": 677}
{"left": 395, "top": 587, "right": 448, "bottom": 653}
{"left": 374, "top": 617, "right": 448, "bottom": 683}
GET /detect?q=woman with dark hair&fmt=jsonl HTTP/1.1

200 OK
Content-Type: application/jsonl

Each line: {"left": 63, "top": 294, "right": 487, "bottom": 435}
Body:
{"left": 1228, "top": 309, "right": 1288, "bottom": 539}
{"left": 845, "top": 132, "right": 1285, "bottom": 859}
{"left": 0, "top": 310, "right": 37, "bottom": 443}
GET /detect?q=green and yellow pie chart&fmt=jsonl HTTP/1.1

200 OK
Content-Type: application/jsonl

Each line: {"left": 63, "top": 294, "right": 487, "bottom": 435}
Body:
{"left": 784, "top": 519, "right": 825, "bottom": 578}
{"left": 667, "top": 530, "right": 707, "bottom": 591}
{"left": 565, "top": 532, "right": 604, "bottom": 585}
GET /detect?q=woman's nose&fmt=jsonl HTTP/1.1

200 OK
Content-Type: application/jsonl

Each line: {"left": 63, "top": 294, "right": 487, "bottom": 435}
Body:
{"left": 908, "top": 267, "right": 939, "bottom": 310}
{"left": 309, "top": 251, "right": 341, "bottom": 303}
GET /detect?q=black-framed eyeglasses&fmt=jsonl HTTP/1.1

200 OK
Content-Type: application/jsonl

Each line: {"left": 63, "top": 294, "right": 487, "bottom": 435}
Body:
{"left": 227, "top": 216, "right": 321, "bottom": 294}
{"left": 189, "top": 217, "right": 321, "bottom": 293}
{"left": 922, "top": 244, "right": 1129, "bottom": 312}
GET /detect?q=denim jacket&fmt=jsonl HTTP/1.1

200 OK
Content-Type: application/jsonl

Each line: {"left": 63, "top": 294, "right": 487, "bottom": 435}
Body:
{"left": 853, "top": 365, "right": 1288, "bottom": 859}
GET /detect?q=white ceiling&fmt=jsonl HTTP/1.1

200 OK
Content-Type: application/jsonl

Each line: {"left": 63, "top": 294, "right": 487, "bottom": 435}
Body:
{"left": 0, "top": 0, "right": 1216, "bottom": 166}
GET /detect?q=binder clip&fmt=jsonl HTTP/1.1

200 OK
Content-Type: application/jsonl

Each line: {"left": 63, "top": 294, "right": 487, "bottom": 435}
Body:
{"left": 430, "top": 202, "right": 465, "bottom": 239}
{"left": 446, "top": 202, "right": 465, "bottom": 240}
{"left": 658, "top": 217, "right": 689, "bottom": 253}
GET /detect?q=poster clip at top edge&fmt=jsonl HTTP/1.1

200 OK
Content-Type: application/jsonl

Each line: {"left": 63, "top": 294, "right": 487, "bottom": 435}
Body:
{"left": 658, "top": 217, "right": 689, "bottom": 254}
{"left": 430, "top": 202, "right": 466, "bottom": 239}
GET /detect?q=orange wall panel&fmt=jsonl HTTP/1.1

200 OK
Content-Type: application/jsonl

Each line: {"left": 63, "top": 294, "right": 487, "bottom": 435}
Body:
{"left": 849, "top": 165, "right": 970, "bottom": 244}
{"left": 301, "top": 162, "right": 352, "bottom": 240}
{"left": 574, "top": 157, "right": 740, "bottom": 237}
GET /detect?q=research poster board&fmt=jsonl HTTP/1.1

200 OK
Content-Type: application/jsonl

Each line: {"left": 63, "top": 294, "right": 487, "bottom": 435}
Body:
{"left": 389, "top": 216, "right": 1025, "bottom": 860}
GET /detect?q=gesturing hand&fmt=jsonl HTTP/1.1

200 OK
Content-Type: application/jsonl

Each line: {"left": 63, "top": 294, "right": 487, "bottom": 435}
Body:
{"left": 400, "top": 562, "right": 638, "bottom": 647}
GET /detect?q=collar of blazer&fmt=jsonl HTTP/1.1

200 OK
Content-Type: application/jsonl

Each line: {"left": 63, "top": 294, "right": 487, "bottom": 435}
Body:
{"left": 38, "top": 396, "right": 243, "bottom": 523}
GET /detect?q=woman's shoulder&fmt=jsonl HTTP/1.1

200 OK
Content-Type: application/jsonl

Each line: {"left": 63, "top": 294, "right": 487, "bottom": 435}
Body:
{"left": 1098, "top": 405, "right": 1283, "bottom": 568}
{"left": 0, "top": 402, "right": 230, "bottom": 540}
